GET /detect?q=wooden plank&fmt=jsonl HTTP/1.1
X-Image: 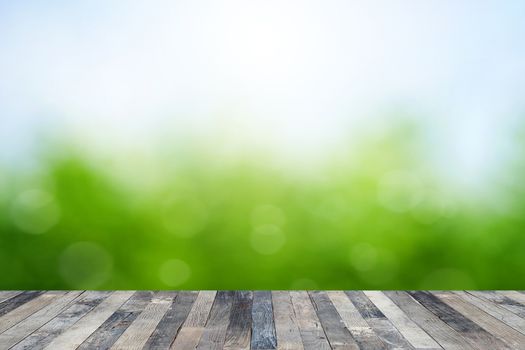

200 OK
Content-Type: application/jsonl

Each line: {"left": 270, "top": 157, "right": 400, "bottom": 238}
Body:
{"left": 309, "top": 291, "right": 359, "bottom": 350}
{"left": 145, "top": 291, "right": 198, "bottom": 349}
{"left": 0, "top": 291, "right": 64, "bottom": 334}
{"left": 409, "top": 291, "right": 509, "bottom": 350}
{"left": 468, "top": 291, "right": 525, "bottom": 318}
{"left": 364, "top": 291, "right": 441, "bottom": 350}
{"left": 77, "top": 291, "right": 154, "bottom": 350}
{"left": 454, "top": 291, "right": 525, "bottom": 336}
{"left": 290, "top": 291, "right": 331, "bottom": 350}
{"left": 110, "top": 292, "right": 174, "bottom": 350}
{"left": 11, "top": 291, "right": 110, "bottom": 350}
{"left": 272, "top": 291, "right": 303, "bottom": 350}
{"left": 434, "top": 291, "right": 525, "bottom": 349}
{"left": 252, "top": 291, "right": 278, "bottom": 350}
{"left": 0, "top": 291, "right": 43, "bottom": 317}
{"left": 224, "top": 291, "right": 253, "bottom": 350}
{"left": 0, "top": 291, "right": 22, "bottom": 304}
{"left": 345, "top": 291, "right": 414, "bottom": 350}
{"left": 385, "top": 291, "right": 474, "bottom": 350}
{"left": 196, "top": 291, "right": 234, "bottom": 350}
{"left": 170, "top": 291, "right": 216, "bottom": 350}
{"left": 0, "top": 291, "right": 82, "bottom": 349}
{"left": 498, "top": 290, "right": 525, "bottom": 306}
{"left": 43, "top": 291, "right": 134, "bottom": 350}
{"left": 327, "top": 291, "right": 386, "bottom": 350}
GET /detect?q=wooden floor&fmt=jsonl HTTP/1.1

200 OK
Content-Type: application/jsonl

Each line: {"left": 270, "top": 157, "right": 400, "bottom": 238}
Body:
{"left": 0, "top": 291, "right": 524, "bottom": 349}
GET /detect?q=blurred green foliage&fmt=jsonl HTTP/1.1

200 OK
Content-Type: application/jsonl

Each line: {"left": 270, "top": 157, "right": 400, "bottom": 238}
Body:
{"left": 1, "top": 122, "right": 524, "bottom": 289}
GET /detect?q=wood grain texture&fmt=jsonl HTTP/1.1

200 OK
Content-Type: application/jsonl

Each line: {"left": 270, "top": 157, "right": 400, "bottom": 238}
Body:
{"left": 12, "top": 291, "right": 110, "bottom": 350}
{"left": 345, "top": 291, "right": 414, "bottom": 350}
{"left": 309, "top": 291, "right": 359, "bottom": 350}
{"left": 0, "top": 291, "right": 64, "bottom": 334}
{"left": 409, "top": 291, "right": 509, "bottom": 350}
{"left": 251, "top": 291, "right": 277, "bottom": 350}
{"left": 384, "top": 291, "right": 473, "bottom": 350}
{"left": 196, "top": 291, "right": 235, "bottom": 350}
{"left": 364, "top": 291, "right": 441, "bottom": 350}
{"left": 145, "top": 291, "right": 198, "bottom": 350}
{"left": 272, "top": 291, "right": 303, "bottom": 350}
{"left": 43, "top": 291, "right": 134, "bottom": 350}
{"left": 77, "top": 291, "right": 154, "bottom": 350}
{"left": 224, "top": 291, "right": 253, "bottom": 350}
{"left": 290, "top": 291, "right": 331, "bottom": 350}
{"left": 327, "top": 291, "right": 386, "bottom": 350}
{"left": 170, "top": 290, "right": 216, "bottom": 350}
{"left": 0, "top": 291, "right": 82, "bottom": 349}
{"left": 434, "top": 291, "right": 525, "bottom": 349}
{"left": 0, "top": 290, "right": 523, "bottom": 350}
{"left": 110, "top": 292, "right": 174, "bottom": 350}
{"left": 0, "top": 291, "right": 22, "bottom": 304}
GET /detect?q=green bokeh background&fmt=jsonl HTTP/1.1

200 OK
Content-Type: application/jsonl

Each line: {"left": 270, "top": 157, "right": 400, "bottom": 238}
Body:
{"left": 1, "top": 121, "right": 524, "bottom": 290}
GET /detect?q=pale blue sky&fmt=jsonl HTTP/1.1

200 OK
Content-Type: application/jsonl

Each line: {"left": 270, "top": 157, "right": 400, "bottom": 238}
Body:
{"left": 1, "top": 0, "right": 524, "bottom": 190}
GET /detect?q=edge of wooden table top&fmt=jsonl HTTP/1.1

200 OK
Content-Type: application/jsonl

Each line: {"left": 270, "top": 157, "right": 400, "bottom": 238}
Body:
{"left": 0, "top": 290, "right": 524, "bottom": 349}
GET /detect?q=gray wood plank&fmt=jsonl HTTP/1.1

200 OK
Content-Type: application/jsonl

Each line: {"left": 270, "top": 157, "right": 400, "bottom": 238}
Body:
{"left": 309, "top": 291, "right": 359, "bottom": 350}
{"left": 196, "top": 291, "right": 234, "bottom": 350}
{"left": 252, "top": 291, "right": 277, "bottom": 350}
{"left": 0, "top": 291, "right": 43, "bottom": 317}
{"left": 0, "top": 291, "right": 65, "bottom": 334}
{"left": 272, "top": 291, "right": 304, "bottom": 350}
{"left": 224, "top": 291, "right": 253, "bottom": 350}
{"left": 327, "top": 291, "right": 386, "bottom": 350}
{"left": 0, "top": 291, "right": 22, "bottom": 304}
{"left": 454, "top": 291, "right": 525, "bottom": 336}
{"left": 43, "top": 291, "right": 134, "bottom": 350}
{"left": 365, "top": 291, "right": 441, "bottom": 350}
{"left": 409, "top": 291, "right": 509, "bottom": 350}
{"left": 468, "top": 291, "right": 525, "bottom": 318}
{"left": 290, "top": 291, "right": 331, "bottom": 350}
{"left": 434, "top": 291, "right": 525, "bottom": 349}
{"left": 110, "top": 292, "right": 174, "bottom": 350}
{"left": 385, "top": 291, "right": 474, "bottom": 350}
{"left": 145, "top": 291, "right": 198, "bottom": 350}
{"left": 77, "top": 291, "right": 154, "bottom": 350}
{"left": 12, "top": 291, "right": 110, "bottom": 350}
{"left": 170, "top": 291, "right": 216, "bottom": 350}
{"left": 0, "top": 291, "right": 82, "bottom": 349}
{"left": 345, "top": 291, "right": 414, "bottom": 350}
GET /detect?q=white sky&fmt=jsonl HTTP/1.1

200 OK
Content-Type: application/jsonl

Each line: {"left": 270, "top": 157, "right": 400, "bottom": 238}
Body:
{"left": 1, "top": 0, "right": 524, "bottom": 189}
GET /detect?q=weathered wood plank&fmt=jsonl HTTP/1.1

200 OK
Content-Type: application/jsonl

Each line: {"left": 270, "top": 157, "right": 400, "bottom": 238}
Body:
{"left": 497, "top": 290, "right": 525, "bottom": 306}
{"left": 364, "top": 291, "right": 442, "bottom": 350}
{"left": 468, "top": 291, "right": 525, "bottom": 318}
{"left": 110, "top": 292, "right": 174, "bottom": 350}
{"left": 77, "top": 291, "right": 154, "bottom": 350}
{"left": 272, "top": 291, "right": 304, "bottom": 350}
{"left": 0, "top": 291, "right": 64, "bottom": 334}
{"left": 385, "top": 291, "right": 473, "bottom": 350}
{"left": 345, "top": 291, "right": 414, "bottom": 350}
{"left": 252, "top": 291, "right": 278, "bottom": 350}
{"left": 170, "top": 291, "right": 216, "bottom": 350}
{"left": 409, "top": 291, "right": 509, "bottom": 350}
{"left": 454, "top": 291, "right": 525, "bottom": 336}
{"left": 327, "top": 291, "right": 386, "bottom": 350}
{"left": 224, "top": 291, "right": 253, "bottom": 350}
{"left": 12, "top": 291, "right": 110, "bottom": 350}
{"left": 0, "top": 291, "right": 43, "bottom": 317}
{"left": 43, "top": 291, "right": 134, "bottom": 350}
{"left": 434, "top": 291, "right": 525, "bottom": 349}
{"left": 309, "top": 291, "right": 359, "bottom": 350}
{"left": 290, "top": 291, "right": 331, "bottom": 350}
{"left": 196, "top": 291, "right": 234, "bottom": 350}
{"left": 0, "top": 291, "right": 22, "bottom": 304}
{"left": 145, "top": 291, "right": 198, "bottom": 350}
{"left": 0, "top": 291, "right": 82, "bottom": 349}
